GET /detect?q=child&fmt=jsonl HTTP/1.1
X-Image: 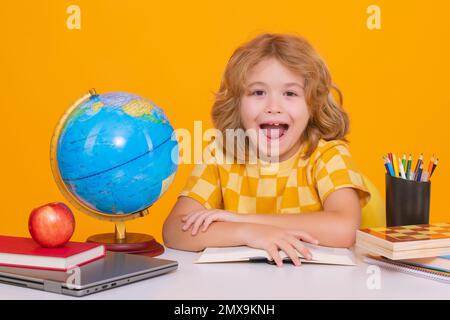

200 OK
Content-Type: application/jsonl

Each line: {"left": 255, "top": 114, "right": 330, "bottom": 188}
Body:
{"left": 163, "top": 33, "right": 370, "bottom": 267}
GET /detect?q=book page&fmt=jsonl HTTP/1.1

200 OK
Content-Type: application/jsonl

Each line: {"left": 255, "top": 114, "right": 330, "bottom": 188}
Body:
{"left": 195, "top": 246, "right": 268, "bottom": 263}
{"left": 278, "top": 243, "right": 356, "bottom": 265}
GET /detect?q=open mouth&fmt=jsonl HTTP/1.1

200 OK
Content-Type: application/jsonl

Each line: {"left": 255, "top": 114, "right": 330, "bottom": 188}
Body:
{"left": 259, "top": 123, "right": 289, "bottom": 140}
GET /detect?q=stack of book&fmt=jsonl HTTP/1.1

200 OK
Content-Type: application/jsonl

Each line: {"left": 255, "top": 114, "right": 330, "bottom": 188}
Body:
{"left": 356, "top": 223, "right": 450, "bottom": 283}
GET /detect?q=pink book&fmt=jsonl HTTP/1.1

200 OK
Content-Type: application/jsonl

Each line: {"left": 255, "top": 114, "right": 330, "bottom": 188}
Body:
{"left": 0, "top": 235, "right": 106, "bottom": 271}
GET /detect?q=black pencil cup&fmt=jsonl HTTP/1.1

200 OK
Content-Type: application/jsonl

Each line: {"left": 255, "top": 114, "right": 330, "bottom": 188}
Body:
{"left": 385, "top": 174, "right": 430, "bottom": 227}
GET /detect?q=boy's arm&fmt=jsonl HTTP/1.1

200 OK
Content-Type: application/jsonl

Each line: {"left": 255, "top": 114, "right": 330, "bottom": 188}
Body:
{"left": 239, "top": 188, "right": 361, "bottom": 248}
{"left": 162, "top": 196, "right": 248, "bottom": 252}
{"left": 183, "top": 188, "right": 361, "bottom": 248}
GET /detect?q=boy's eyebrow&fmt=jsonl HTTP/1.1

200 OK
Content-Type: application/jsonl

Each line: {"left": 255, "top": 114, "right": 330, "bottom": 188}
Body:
{"left": 285, "top": 82, "right": 304, "bottom": 89}
{"left": 246, "top": 81, "right": 304, "bottom": 89}
{"left": 246, "top": 81, "right": 268, "bottom": 87}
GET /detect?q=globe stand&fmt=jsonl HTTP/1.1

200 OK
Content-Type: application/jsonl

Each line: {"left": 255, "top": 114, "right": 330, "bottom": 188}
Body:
{"left": 86, "top": 221, "right": 164, "bottom": 256}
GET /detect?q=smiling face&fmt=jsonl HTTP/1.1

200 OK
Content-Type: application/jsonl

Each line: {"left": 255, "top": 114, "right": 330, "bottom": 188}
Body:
{"left": 240, "top": 57, "right": 310, "bottom": 162}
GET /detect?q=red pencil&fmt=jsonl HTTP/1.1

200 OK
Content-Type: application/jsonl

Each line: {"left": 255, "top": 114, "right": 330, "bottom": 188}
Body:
{"left": 388, "top": 153, "right": 393, "bottom": 165}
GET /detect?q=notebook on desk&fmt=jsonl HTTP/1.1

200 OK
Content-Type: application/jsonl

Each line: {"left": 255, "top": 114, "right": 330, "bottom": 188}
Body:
{"left": 364, "top": 255, "right": 450, "bottom": 284}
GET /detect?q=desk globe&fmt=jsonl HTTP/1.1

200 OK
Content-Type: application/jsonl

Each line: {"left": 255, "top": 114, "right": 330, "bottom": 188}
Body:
{"left": 50, "top": 89, "right": 178, "bottom": 256}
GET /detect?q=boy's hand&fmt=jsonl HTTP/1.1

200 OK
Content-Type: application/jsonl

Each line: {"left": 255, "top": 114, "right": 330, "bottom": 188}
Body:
{"left": 240, "top": 224, "right": 319, "bottom": 267}
{"left": 181, "top": 209, "right": 242, "bottom": 235}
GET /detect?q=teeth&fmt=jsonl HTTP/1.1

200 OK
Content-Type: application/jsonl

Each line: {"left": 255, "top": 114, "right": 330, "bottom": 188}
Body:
{"left": 262, "top": 124, "right": 286, "bottom": 128}
{"left": 259, "top": 123, "right": 287, "bottom": 140}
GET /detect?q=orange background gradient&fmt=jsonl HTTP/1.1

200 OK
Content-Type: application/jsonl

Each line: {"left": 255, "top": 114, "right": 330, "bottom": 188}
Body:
{"left": 0, "top": 1, "right": 449, "bottom": 243}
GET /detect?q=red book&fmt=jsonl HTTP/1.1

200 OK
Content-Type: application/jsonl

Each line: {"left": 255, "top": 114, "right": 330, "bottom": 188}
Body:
{"left": 0, "top": 235, "right": 106, "bottom": 271}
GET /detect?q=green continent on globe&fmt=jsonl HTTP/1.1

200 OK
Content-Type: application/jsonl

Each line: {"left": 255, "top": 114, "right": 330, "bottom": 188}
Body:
{"left": 67, "top": 96, "right": 166, "bottom": 125}
{"left": 121, "top": 99, "right": 166, "bottom": 124}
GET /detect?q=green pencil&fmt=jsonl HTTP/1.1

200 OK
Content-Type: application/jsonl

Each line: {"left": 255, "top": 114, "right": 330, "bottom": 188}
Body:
{"left": 402, "top": 153, "right": 406, "bottom": 172}
{"left": 406, "top": 154, "right": 412, "bottom": 177}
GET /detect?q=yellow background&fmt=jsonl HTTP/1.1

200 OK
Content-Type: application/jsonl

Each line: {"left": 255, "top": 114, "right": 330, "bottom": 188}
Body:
{"left": 0, "top": 1, "right": 449, "bottom": 243}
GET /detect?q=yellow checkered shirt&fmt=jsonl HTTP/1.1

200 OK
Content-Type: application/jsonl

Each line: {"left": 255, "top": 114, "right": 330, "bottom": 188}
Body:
{"left": 180, "top": 139, "right": 371, "bottom": 214}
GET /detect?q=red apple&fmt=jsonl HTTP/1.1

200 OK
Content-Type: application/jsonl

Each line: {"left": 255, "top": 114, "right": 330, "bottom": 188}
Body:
{"left": 28, "top": 202, "right": 75, "bottom": 248}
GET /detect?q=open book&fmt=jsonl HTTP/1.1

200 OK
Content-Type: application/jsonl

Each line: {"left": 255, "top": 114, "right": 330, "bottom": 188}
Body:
{"left": 195, "top": 242, "right": 356, "bottom": 266}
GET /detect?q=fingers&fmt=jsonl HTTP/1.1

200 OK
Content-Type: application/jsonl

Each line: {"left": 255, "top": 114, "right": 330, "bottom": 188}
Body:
{"left": 202, "top": 215, "right": 216, "bottom": 232}
{"left": 265, "top": 245, "right": 283, "bottom": 267}
{"left": 191, "top": 211, "right": 211, "bottom": 235}
{"left": 182, "top": 211, "right": 206, "bottom": 231}
{"left": 181, "top": 212, "right": 198, "bottom": 222}
{"left": 183, "top": 210, "right": 230, "bottom": 235}
{"left": 288, "top": 230, "right": 319, "bottom": 245}
{"left": 286, "top": 236, "right": 312, "bottom": 261}
{"left": 276, "top": 239, "right": 302, "bottom": 266}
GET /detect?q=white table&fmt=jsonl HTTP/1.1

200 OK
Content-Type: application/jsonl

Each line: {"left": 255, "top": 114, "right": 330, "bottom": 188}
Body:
{"left": 0, "top": 247, "right": 448, "bottom": 300}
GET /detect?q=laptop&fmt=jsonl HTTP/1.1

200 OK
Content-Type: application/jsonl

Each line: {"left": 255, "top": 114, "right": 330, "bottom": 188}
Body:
{"left": 0, "top": 251, "right": 178, "bottom": 297}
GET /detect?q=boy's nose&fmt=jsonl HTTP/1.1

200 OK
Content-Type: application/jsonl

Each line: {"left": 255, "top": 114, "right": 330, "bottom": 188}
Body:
{"left": 264, "top": 93, "right": 285, "bottom": 114}
{"left": 265, "top": 103, "right": 282, "bottom": 114}
{"left": 264, "top": 94, "right": 284, "bottom": 114}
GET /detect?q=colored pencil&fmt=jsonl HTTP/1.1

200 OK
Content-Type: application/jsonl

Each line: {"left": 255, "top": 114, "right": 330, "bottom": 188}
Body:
{"left": 427, "top": 155, "right": 435, "bottom": 175}
{"left": 421, "top": 171, "right": 429, "bottom": 182}
{"left": 398, "top": 157, "right": 406, "bottom": 179}
{"left": 416, "top": 163, "right": 423, "bottom": 182}
{"left": 383, "top": 156, "right": 394, "bottom": 176}
{"left": 405, "top": 154, "right": 412, "bottom": 178}
{"left": 413, "top": 153, "right": 423, "bottom": 178}
{"left": 392, "top": 153, "right": 399, "bottom": 177}
{"left": 430, "top": 158, "right": 439, "bottom": 178}
{"left": 388, "top": 153, "right": 393, "bottom": 165}
{"left": 402, "top": 153, "right": 406, "bottom": 171}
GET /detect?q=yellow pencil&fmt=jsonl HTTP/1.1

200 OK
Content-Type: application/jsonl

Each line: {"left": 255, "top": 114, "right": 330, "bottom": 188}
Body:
{"left": 392, "top": 153, "right": 399, "bottom": 177}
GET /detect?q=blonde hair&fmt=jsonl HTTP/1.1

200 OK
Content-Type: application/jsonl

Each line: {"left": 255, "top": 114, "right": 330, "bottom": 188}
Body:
{"left": 211, "top": 33, "right": 349, "bottom": 159}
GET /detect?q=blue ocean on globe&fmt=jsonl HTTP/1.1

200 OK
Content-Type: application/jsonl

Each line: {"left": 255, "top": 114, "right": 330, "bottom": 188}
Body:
{"left": 57, "top": 92, "right": 179, "bottom": 214}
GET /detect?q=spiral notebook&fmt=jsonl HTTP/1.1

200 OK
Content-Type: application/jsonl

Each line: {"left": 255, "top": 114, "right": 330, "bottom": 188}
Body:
{"left": 363, "top": 255, "right": 450, "bottom": 284}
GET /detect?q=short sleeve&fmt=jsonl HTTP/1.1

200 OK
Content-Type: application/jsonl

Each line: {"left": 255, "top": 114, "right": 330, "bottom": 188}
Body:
{"left": 179, "top": 162, "right": 223, "bottom": 209}
{"left": 312, "top": 140, "right": 371, "bottom": 208}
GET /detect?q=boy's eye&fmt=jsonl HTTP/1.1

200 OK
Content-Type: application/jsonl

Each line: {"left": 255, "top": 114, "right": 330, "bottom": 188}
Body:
{"left": 285, "top": 91, "right": 298, "bottom": 97}
{"left": 251, "top": 90, "right": 265, "bottom": 96}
